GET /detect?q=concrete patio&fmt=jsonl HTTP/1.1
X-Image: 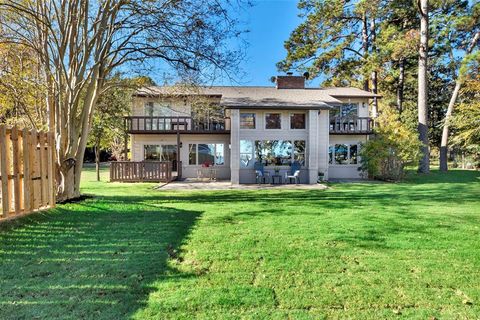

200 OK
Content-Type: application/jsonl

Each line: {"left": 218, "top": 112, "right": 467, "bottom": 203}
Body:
{"left": 156, "top": 179, "right": 328, "bottom": 190}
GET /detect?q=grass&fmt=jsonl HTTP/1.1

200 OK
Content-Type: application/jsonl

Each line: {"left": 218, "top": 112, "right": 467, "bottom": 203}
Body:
{"left": 0, "top": 167, "right": 479, "bottom": 319}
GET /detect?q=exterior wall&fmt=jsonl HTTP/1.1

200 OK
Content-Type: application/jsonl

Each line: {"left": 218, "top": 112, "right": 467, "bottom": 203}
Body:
{"left": 232, "top": 109, "right": 312, "bottom": 184}
{"left": 130, "top": 133, "right": 231, "bottom": 180}
{"left": 328, "top": 134, "right": 368, "bottom": 179}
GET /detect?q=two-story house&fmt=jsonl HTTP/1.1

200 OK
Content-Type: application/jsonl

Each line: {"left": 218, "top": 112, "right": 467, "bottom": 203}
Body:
{"left": 124, "top": 74, "right": 379, "bottom": 183}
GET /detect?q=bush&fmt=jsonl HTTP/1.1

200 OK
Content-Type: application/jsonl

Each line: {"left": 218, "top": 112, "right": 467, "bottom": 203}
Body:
{"left": 359, "top": 109, "right": 422, "bottom": 181}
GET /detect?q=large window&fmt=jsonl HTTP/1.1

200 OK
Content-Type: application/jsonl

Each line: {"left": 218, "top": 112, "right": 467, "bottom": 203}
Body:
{"left": 332, "top": 103, "right": 358, "bottom": 117}
{"left": 294, "top": 141, "right": 306, "bottom": 165}
{"left": 329, "top": 144, "right": 359, "bottom": 165}
{"left": 240, "top": 113, "right": 256, "bottom": 129}
{"left": 265, "top": 113, "right": 281, "bottom": 129}
{"left": 144, "top": 145, "right": 177, "bottom": 162}
{"left": 290, "top": 113, "right": 306, "bottom": 129}
{"left": 240, "top": 140, "right": 254, "bottom": 168}
{"left": 252, "top": 140, "right": 306, "bottom": 166}
{"left": 189, "top": 143, "right": 224, "bottom": 166}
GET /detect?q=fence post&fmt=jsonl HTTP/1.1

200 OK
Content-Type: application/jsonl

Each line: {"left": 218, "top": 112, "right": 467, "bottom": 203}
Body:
{"left": 0, "top": 125, "right": 10, "bottom": 217}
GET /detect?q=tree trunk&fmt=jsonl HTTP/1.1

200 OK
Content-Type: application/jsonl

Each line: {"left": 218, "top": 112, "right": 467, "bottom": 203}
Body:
{"left": 439, "top": 31, "right": 480, "bottom": 172}
{"left": 439, "top": 82, "right": 461, "bottom": 171}
{"left": 397, "top": 58, "right": 405, "bottom": 113}
{"left": 95, "top": 145, "right": 100, "bottom": 181}
{"left": 370, "top": 17, "right": 378, "bottom": 117}
{"left": 362, "top": 12, "right": 369, "bottom": 91}
{"left": 417, "top": 0, "right": 430, "bottom": 174}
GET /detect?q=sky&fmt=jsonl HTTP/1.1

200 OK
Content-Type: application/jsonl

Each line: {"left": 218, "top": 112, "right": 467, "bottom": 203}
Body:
{"left": 232, "top": 0, "right": 303, "bottom": 86}
{"left": 148, "top": 0, "right": 320, "bottom": 87}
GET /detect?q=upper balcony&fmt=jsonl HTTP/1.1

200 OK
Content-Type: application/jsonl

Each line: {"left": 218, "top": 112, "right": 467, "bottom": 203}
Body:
{"left": 125, "top": 116, "right": 231, "bottom": 134}
{"left": 329, "top": 116, "right": 375, "bottom": 134}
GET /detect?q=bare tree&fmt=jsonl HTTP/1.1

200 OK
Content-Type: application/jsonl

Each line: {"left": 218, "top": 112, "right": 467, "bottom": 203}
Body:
{"left": 0, "top": 0, "right": 246, "bottom": 201}
{"left": 417, "top": 0, "right": 430, "bottom": 174}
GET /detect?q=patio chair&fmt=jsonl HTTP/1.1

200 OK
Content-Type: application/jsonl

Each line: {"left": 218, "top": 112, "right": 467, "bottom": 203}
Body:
{"left": 254, "top": 162, "right": 269, "bottom": 184}
{"left": 285, "top": 161, "right": 301, "bottom": 184}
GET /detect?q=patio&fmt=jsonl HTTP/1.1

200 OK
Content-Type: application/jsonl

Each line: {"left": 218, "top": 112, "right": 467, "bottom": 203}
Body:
{"left": 156, "top": 179, "right": 328, "bottom": 190}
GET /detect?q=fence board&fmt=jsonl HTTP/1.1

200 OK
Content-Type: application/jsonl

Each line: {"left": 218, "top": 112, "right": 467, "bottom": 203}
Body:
{"left": 0, "top": 126, "right": 56, "bottom": 221}
{"left": 0, "top": 125, "right": 10, "bottom": 217}
{"left": 11, "top": 127, "right": 21, "bottom": 214}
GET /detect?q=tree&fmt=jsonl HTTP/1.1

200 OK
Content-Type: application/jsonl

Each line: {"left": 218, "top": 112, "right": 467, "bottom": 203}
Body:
{"left": 87, "top": 78, "right": 132, "bottom": 181}
{"left": 417, "top": 0, "right": 430, "bottom": 174}
{"left": 0, "top": 43, "right": 46, "bottom": 129}
{"left": 277, "top": 0, "right": 381, "bottom": 94}
{"left": 0, "top": 0, "right": 246, "bottom": 201}
{"left": 358, "top": 107, "right": 421, "bottom": 181}
{"left": 450, "top": 76, "right": 480, "bottom": 169}
{"left": 439, "top": 2, "right": 480, "bottom": 171}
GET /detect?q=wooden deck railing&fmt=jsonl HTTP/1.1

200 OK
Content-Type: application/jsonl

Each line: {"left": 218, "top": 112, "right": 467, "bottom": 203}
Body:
{"left": 110, "top": 161, "right": 174, "bottom": 182}
{"left": 125, "top": 116, "right": 231, "bottom": 134}
{"left": 329, "top": 117, "right": 374, "bottom": 134}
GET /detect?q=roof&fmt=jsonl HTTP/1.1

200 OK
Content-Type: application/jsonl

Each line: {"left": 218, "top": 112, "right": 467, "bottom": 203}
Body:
{"left": 134, "top": 85, "right": 379, "bottom": 109}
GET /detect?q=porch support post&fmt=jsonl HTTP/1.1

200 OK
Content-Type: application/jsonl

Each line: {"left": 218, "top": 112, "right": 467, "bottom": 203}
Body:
{"left": 230, "top": 109, "right": 240, "bottom": 184}
{"left": 307, "top": 109, "right": 319, "bottom": 184}
{"left": 176, "top": 129, "right": 181, "bottom": 179}
{"left": 124, "top": 118, "right": 128, "bottom": 161}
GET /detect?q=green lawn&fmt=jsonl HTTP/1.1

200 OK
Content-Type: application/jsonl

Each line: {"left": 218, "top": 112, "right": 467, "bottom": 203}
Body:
{"left": 0, "top": 167, "right": 479, "bottom": 319}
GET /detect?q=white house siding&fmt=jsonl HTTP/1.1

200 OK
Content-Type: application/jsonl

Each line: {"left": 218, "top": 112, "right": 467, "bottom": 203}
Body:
{"left": 328, "top": 134, "right": 368, "bottom": 179}
{"left": 130, "top": 133, "right": 231, "bottom": 180}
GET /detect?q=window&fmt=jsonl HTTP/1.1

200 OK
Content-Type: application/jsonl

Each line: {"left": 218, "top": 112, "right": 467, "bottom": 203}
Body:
{"left": 290, "top": 113, "right": 306, "bottom": 129}
{"left": 144, "top": 145, "right": 177, "bottom": 162}
{"left": 189, "top": 143, "right": 224, "bottom": 166}
{"left": 265, "top": 113, "right": 281, "bottom": 129}
{"left": 335, "top": 144, "right": 349, "bottom": 164}
{"left": 329, "top": 144, "right": 359, "bottom": 165}
{"left": 294, "top": 141, "right": 306, "bottom": 165}
{"left": 145, "top": 102, "right": 154, "bottom": 117}
{"left": 332, "top": 103, "right": 358, "bottom": 117}
{"left": 240, "top": 140, "right": 254, "bottom": 168}
{"left": 251, "top": 140, "right": 306, "bottom": 166}
{"left": 189, "top": 144, "right": 197, "bottom": 165}
{"left": 240, "top": 113, "right": 256, "bottom": 129}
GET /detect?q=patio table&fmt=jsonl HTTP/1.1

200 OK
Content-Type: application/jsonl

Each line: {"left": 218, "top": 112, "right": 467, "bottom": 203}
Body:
{"left": 271, "top": 174, "right": 283, "bottom": 184}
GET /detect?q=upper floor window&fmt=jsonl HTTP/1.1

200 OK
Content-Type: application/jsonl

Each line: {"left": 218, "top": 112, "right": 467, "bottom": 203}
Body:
{"left": 290, "top": 113, "right": 306, "bottom": 129}
{"left": 144, "top": 102, "right": 173, "bottom": 116}
{"left": 333, "top": 103, "right": 358, "bottom": 117}
{"left": 265, "top": 113, "right": 281, "bottom": 129}
{"left": 240, "top": 113, "right": 256, "bottom": 129}
{"left": 145, "top": 102, "right": 154, "bottom": 117}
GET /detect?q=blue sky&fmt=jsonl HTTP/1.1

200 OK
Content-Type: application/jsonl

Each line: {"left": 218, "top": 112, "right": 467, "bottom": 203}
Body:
{"left": 234, "top": 0, "right": 302, "bottom": 86}
{"left": 147, "top": 0, "right": 317, "bottom": 87}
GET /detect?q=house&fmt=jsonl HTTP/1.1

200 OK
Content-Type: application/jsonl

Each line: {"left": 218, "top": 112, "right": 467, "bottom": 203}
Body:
{"left": 125, "top": 74, "right": 380, "bottom": 183}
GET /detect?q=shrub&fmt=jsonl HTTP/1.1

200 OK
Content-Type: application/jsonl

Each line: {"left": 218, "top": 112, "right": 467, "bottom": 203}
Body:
{"left": 359, "top": 108, "right": 422, "bottom": 181}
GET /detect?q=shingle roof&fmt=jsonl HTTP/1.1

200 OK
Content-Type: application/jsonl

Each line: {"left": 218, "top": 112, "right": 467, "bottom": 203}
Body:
{"left": 134, "top": 85, "right": 379, "bottom": 109}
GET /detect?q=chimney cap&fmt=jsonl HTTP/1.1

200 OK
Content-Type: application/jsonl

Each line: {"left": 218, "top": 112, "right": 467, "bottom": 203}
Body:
{"left": 286, "top": 71, "right": 293, "bottom": 76}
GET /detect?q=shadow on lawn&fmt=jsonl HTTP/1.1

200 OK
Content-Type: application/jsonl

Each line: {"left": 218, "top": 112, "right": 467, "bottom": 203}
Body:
{"left": 0, "top": 199, "right": 202, "bottom": 319}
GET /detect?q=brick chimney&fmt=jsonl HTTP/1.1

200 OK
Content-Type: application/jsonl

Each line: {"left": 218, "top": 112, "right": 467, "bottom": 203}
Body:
{"left": 275, "top": 72, "right": 305, "bottom": 89}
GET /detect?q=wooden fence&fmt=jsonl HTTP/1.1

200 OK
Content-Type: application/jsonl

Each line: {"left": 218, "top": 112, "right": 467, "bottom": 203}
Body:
{"left": 110, "top": 161, "right": 174, "bottom": 182}
{"left": 0, "top": 126, "right": 56, "bottom": 220}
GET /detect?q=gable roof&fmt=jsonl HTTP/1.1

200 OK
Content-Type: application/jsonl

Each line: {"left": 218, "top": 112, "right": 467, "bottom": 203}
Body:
{"left": 134, "top": 85, "right": 379, "bottom": 109}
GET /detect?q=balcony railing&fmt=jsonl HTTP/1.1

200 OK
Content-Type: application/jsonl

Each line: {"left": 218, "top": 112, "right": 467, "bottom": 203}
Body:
{"left": 125, "top": 116, "right": 231, "bottom": 134}
{"left": 329, "top": 116, "right": 374, "bottom": 134}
